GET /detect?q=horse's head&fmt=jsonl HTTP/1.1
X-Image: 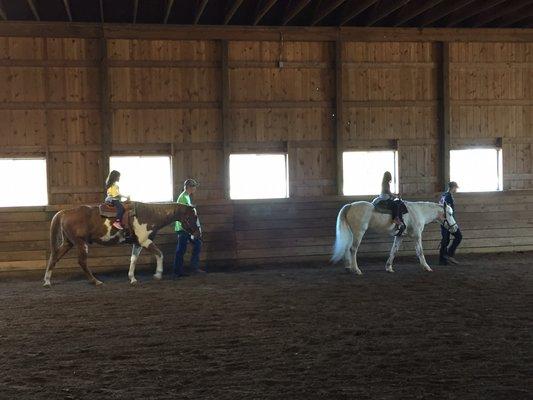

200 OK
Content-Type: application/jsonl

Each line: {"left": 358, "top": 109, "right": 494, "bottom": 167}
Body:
{"left": 181, "top": 206, "right": 202, "bottom": 240}
{"left": 439, "top": 203, "right": 458, "bottom": 233}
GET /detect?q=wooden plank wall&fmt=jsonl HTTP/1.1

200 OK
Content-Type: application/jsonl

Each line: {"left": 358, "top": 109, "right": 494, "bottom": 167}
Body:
{"left": 1, "top": 29, "right": 533, "bottom": 274}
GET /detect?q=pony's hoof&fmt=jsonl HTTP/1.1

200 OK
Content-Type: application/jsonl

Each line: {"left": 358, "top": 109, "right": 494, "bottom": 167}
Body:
{"left": 153, "top": 273, "right": 162, "bottom": 280}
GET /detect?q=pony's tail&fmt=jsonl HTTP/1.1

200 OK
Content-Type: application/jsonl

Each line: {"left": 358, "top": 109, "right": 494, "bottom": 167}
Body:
{"left": 48, "top": 211, "right": 63, "bottom": 255}
{"left": 331, "top": 204, "right": 353, "bottom": 264}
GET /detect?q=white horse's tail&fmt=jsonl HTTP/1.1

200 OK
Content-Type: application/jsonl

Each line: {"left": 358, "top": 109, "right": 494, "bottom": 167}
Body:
{"left": 331, "top": 204, "right": 353, "bottom": 264}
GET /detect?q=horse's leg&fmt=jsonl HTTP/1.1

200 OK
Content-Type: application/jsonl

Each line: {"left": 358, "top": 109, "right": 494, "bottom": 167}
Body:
{"left": 143, "top": 241, "right": 164, "bottom": 280}
{"left": 414, "top": 235, "right": 432, "bottom": 272}
{"left": 128, "top": 244, "right": 143, "bottom": 285}
{"left": 43, "top": 241, "right": 73, "bottom": 287}
{"left": 75, "top": 240, "right": 102, "bottom": 285}
{"left": 347, "top": 228, "right": 366, "bottom": 275}
{"left": 385, "top": 236, "right": 403, "bottom": 273}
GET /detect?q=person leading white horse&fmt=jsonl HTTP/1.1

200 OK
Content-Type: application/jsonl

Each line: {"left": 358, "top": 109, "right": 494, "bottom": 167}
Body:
{"left": 331, "top": 187, "right": 458, "bottom": 274}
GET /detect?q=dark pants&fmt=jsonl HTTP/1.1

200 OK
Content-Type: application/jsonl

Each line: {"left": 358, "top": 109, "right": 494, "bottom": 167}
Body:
{"left": 173, "top": 231, "right": 202, "bottom": 275}
{"left": 110, "top": 200, "right": 124, "bottom": 221}
{"left": 383, "top": 199, "right": 402, "bottom": 220}
{"left": 440, "top": 226, "right": 463, "bottom": 261}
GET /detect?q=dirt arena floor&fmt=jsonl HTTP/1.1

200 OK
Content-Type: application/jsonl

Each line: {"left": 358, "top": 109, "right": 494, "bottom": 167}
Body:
{"left": 1, "top": 253, "right": 531, "bottom": 400}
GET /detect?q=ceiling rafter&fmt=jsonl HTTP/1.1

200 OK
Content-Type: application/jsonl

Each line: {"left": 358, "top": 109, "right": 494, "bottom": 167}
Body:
{"left": 62, "top": 0, "right": 72, "bottom": 22}
{"left": 366, "top": 0, "right": 413, "bottom": 26}
{"left": 194, "top": 0, "right": 209, "bottom": 24}
{"left": 26, "top": 0, "right": 40, "bottom": 21}
{"left": 471, "top": 0, "right": 533, "bottom": 27}
{"left": 224, "top": 0, "right": 245, "bottom": 25}
{"left": 163, "top": 0, "right": 174, "bottom": 24}
{"left": 312, "top": 0, "right": 347, "bottom": 26}
{"left": 254, "top": 0, "right": 278, "bottom": 25}
{"left": 339, "top": 0, "right": 379, "bottom": 26}
{"left": 418, "top": 0, "right": 478, "bottom": 26}
{"left": 443, "top": 0, "right": 508, "bottom": 27}
{"left": 392, "top": 0, "right": 446, "bottom": 27}
{"left": 283, "top": 0, "right": 312, "bottom": 25}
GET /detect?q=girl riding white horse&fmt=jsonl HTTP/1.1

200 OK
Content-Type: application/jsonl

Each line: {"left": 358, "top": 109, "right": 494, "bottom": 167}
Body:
{"left": 331, "top": 200, "right": 458, "bottom": 274}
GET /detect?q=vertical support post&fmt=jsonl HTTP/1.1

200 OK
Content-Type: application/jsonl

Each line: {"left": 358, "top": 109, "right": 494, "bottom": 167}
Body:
{"left": 438, "top": 41, "right": 451, "bottom": 190}
{"left": 42, "top": 38, "right": 53, "bottom": 205}
{"left": 335, "top": 37, "right": 344, "bottom": 195}
{"left": 99, "top": 29, "right": 111, "bottom": 196}
{"left": 221, "top": 40, "right": 231, "bottom": 199}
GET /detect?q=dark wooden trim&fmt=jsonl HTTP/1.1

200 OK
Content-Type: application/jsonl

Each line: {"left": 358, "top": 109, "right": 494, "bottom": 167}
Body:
{"left": 0, "top": 22, "right": 533, "bottom": 42}
{"left": 109, "top": 101, "right": 220, "bottom": 109}
{"left": 344, "top": 100, "right": 438, "bottom": 107}
{"left": 99, "top": 0, "right": 104, "bottom": 24}
{"left": 99, "top": 35, "right": 111, "bottom": 196}
{"left": 62, "top": 0, "right": 72, "bottom": 22}
{"left": 107, "top": 60, "right": 220, "bottom": 67}
{"left": 283, "top": 0, "right": 312, "bottom": 26}
{"left": 0, "top": 102, "right": 100, "bottom": 110}
{"left": 224, "top": 0, "right": 245, "bottom": 25}
{"left": 231, "top": 100, "right": 333, "bottom": 109}
{"left": 194, "top": 0, "right": 209, "bottom": 24}
{"left": 254, "top": 0, "right": 278, "bottom": 25}
{"left": 0, "top": 59, "right": 98, "bottom": 67}
{"left": 42, "top": 38, "right": 52, "bottom": 204}
{"left": 335, "top": 39, "right": 343, "bottom": 195}
{"left": 438, "top": 42, "right": 451, "bottom": 190}
{"left": 221, "top": 40, "right": 231, "bottom": 199}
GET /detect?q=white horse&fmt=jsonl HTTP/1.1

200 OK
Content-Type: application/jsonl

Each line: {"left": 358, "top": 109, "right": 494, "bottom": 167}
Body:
{"left": 331, "top": 201, "right": 458, "bottom": 274}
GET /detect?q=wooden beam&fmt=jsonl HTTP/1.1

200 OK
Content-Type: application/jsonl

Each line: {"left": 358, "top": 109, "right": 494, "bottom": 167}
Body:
{"left": 438, "top": 42, "right": 451, "bottom": 190}
{"left": 283, "top": 0, "right": 312, "bottom": 25}
{"left": 163, "top": 0, "right": 174, "bottom": 24}
{"left": 444, "top": 0, "right": 508, "bottom": 27}
{"left": 254, "top": 0, "right": 278, "bottom": 25}
{"left": 132, "top": 0, "right": 139, "bottom": 23}
{"left": 472, "top": 0, "right": 533, "bottom": 27}
{"left": 26, "top": 0, "right": 40, "bottom": 21}
{"left": 99, "top": 33, "right": 112, "bottom": 196}
{"left": 0, "top": 0, "right": 7, "bottom": 21}
{"left": 365, "top": 0, "right": 412, "bottom": 26}
{"left": 224, "top": 0, "right": 245, "bottom": 24}
{"left": 419, "top": 0, "right": 478, "bottom": 26}
{"left": 335, "top": 39, "right": 344, "bottom": 195}
{"left": 312, "top": 0, "right": 347, "bottom": 26}
{"left": 393, "top": 0, "right": 446, "bottom": 26}
{"left": 99, "top": 0, "right": 104, "bottom": 23}
{"left": 62, "top": 0, "right": 72, "bottom": 22}
{"left": 221, "top": 40, "right": 231, "bottom": 199}
{"left": 339, "top": 0, "right": 379, "bottom": 26}
{"left": 194, "top": 0, "right": 209, "bottom": 24}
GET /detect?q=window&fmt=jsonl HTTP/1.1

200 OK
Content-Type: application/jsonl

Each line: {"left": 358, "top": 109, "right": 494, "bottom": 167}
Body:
{"left": 109, "top": 156, "right": 173, "bottom": 202}
{"left": 0, "top": 158, "right": 48, "bottom": 207}
{"left": 450, "top": 148, "right": 503, "bottom": 192}
{"left": 229, "top": 154, "right": 289, "bottom": 199}
{"left": 343, "top": 150, "right": 398, "bottom": 196}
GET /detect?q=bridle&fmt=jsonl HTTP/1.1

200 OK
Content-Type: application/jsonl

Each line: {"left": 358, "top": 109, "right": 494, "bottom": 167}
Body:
{"left": 440, "top": 203, "right": 457, "bottom": 231}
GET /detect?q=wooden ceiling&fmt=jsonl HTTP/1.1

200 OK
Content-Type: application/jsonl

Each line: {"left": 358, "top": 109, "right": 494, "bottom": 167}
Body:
{"left": 0, "top": 0, "right": 532, "bottom": 28}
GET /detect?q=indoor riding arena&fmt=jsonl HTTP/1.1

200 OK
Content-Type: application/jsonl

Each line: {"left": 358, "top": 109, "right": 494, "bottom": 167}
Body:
{"left": 1, "top": 1, "right": 532, "bottom": 399}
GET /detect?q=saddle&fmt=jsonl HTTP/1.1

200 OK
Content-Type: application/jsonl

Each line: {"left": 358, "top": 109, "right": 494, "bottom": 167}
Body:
{"left": 98, "top": 202, "right": 136, "bottom": 242}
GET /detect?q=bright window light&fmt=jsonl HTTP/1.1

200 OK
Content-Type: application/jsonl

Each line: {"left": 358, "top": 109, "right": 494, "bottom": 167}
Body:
{"left": 450, "top": 148, "right": 503, "bottom": 192}
{"left": 0, "top": 158, "right": 48, "bottom": 207}
{"left": 343, "top": 151, "right": 398, "bottom": 196}
{"left": 109, "top": 156, "right": 173, "bottom": 202}
{"left": 229, "top": 154, "right": 288, "bottom": 199}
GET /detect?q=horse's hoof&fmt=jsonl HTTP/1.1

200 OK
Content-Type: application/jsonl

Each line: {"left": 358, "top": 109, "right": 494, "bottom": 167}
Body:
{"left": 94, "top": 280, "right": 104, "bottom": 286}
{"left": 43, "top": 281, "right": 51, "bottom": 288}
{"left": 386, "top": 268, "right": 394, "bottom": 273}
{"left": 153, "top": 273, "right": 162, "bottom": 280}
{"left": 425, "top": 267, "right": 433, "bottom": 272}
{"left": 130, "top": 279, "right": 138, "bottom": 286}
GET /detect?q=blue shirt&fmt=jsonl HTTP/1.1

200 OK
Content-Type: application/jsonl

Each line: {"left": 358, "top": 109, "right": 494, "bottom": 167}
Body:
{"left": 440, "top": 191, "right": 455, "bottom": 211}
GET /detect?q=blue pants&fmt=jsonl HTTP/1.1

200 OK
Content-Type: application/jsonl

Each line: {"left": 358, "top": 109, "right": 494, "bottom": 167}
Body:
{"left": 173, "top": 231, "right": 202, "bottom": 275}
{"left": 110, "top": 200, "right": 124, "bottom": 221}
{"left": 440, "top": 226, "right": 462, "bottom": 260}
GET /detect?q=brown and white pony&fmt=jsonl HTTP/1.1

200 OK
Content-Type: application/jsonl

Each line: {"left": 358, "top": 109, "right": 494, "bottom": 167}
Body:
{"left": 43, "top": 202, "right": 201, "bottom": 287}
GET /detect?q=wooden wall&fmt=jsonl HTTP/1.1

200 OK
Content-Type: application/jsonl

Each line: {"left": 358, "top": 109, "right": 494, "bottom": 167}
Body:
{"left": 1, "top": 24, "right": 533, "bottom": 274}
